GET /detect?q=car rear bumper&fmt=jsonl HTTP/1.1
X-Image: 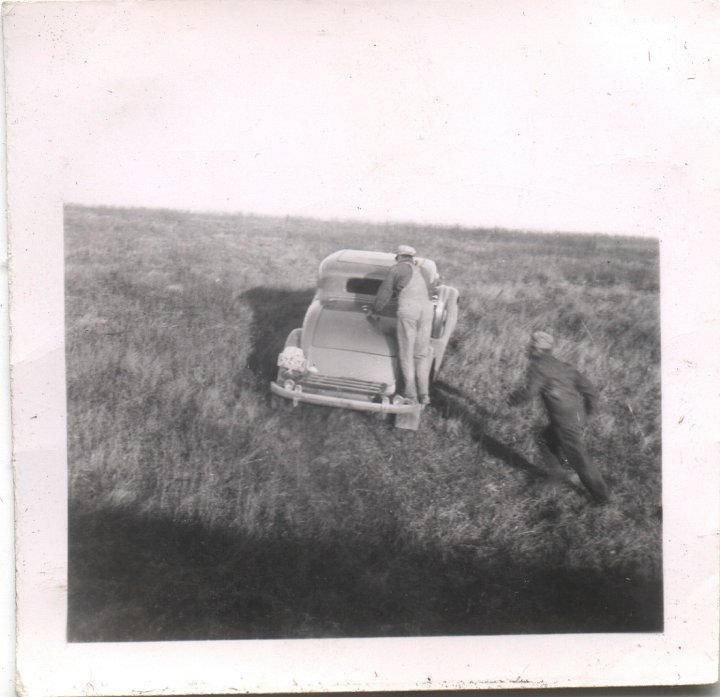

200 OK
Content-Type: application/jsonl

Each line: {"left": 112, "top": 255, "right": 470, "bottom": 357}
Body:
{"left": 270, "top": 381, "right": 421, "bottom": 414}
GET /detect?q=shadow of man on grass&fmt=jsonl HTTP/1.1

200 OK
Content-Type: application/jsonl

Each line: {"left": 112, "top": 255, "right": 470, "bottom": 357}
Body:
{"left": 430, "top": 379, "right": 546, "bottom": 482}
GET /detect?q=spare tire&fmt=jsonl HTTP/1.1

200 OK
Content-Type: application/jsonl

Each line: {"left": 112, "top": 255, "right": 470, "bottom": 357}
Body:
{"left": 431, "top": 295, "right": 448, "bottom": 339}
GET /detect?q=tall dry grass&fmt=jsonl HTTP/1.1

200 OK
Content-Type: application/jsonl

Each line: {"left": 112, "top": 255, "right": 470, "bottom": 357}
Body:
{"left": 65, "top": 205, "right": 661, "bottom": 640}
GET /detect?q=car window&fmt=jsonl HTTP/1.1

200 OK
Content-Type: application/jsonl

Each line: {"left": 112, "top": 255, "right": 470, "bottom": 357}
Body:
{"left": 346, "top": 278, "right": 383, "bottom": 295}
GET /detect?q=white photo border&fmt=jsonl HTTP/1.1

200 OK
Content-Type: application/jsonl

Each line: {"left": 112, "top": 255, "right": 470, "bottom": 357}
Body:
{"left": 5, "top": 2, "right": 719, "bottom": 695}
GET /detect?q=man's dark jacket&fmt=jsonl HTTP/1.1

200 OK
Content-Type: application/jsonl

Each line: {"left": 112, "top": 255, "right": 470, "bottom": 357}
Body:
{"left": 511, "top": 352, "right": 597, "bottom": 419}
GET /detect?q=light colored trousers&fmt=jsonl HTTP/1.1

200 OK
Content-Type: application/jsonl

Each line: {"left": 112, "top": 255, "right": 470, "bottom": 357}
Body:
{"left": 396, "top": 303, "right": 434, "bottom": 400}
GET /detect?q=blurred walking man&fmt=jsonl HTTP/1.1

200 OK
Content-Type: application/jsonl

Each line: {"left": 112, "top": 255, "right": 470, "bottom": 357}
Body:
{"left": 370, "top": 245, "right": 434, "bottom": 405}
{"left": 508, "top": 331, "right": 610, "bottom": 504}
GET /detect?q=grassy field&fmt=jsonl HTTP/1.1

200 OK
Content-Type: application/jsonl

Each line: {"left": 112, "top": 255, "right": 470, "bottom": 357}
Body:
{"left": 65, "top": 204, "right": 662, "bottom": 641}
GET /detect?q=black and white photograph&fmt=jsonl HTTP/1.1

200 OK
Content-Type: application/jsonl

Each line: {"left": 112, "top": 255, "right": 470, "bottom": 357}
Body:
{"left": 4, "top": 1, "right": 719, "bottom": 694}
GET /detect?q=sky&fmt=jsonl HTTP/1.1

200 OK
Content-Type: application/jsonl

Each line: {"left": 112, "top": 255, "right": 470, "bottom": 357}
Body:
{"left": 6, "top": 0, "right": 720, "bottom": 236}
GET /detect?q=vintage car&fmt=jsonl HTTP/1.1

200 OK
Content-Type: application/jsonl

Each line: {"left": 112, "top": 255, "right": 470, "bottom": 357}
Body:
{"left": 270, "top": 249, "right": 459, "bottom": 427}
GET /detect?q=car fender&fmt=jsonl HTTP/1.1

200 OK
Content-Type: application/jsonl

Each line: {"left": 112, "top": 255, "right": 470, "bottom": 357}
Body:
{"left": 284, "top": 328, "right": 302, "bottom": 348}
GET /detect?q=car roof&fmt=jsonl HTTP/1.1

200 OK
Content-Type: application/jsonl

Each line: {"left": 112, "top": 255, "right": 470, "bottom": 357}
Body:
{"left": 317, "top": 249, "right": 438, "bottom": 298}
{"left": 320, "top": 249, "right": 436, "bottom": 275}
{"left": 319, "top": 250, "right": 395, "bottom": 278}
{"left": 336, "top": 250, "right": 396, "bottom": 266}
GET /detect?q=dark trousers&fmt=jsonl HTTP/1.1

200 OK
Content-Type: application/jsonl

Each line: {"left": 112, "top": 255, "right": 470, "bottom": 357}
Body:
{"left": 538, "top": 408, "right": 609, "bottom": 502}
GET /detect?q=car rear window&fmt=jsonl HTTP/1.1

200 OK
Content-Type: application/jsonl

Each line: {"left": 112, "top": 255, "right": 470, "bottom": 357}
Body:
{"left": 346, "top": 278, "right": 383, "bottom": 295}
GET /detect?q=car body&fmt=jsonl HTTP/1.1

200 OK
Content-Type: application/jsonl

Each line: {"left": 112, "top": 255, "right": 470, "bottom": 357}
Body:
{"left": 270, "top": 249, "right": 459, "bottom": 419}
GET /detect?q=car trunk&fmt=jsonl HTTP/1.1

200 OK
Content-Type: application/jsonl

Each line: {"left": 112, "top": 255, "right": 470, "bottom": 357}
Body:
{"left": 307, "top": 308, "right": 398, "bottom": 386}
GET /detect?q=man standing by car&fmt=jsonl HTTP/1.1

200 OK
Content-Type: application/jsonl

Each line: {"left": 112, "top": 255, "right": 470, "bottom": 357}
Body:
{"left": 508, "top": 331, "right": 610, "bottom": 504}
{"left": 369, "top": 245, "right": 434, "bottom": 406}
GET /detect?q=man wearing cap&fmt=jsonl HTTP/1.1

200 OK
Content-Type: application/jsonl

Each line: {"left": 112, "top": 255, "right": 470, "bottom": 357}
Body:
{"left": 370, "top": 245, "right": 434, "bottom": 405}
{"left": 508, "top": 331, "right": 610, "bottom": 504}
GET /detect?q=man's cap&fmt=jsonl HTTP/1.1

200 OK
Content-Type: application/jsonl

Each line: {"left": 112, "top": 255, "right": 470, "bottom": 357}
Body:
{"left": 395, "top": 244, "right": 416, "bottom": 257}
{"left": 530, "top": 331, "right": 554, "bottom": 351}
